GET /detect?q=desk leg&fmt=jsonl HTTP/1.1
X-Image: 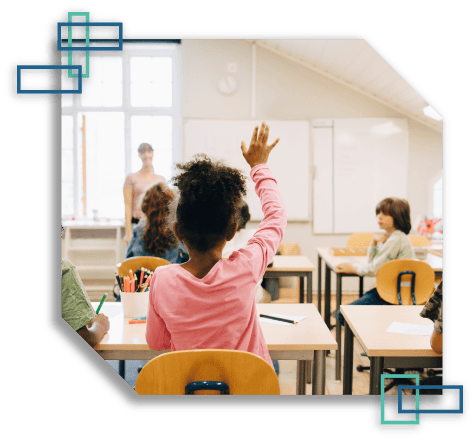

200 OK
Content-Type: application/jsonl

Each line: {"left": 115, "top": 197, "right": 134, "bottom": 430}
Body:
{"left": 313, "top": 350, "right": 326, "bottom": 395}
{"left": 317, "top": 255, "right": 322, "bottom": 313}
{"left": 324, "top": 264, "right": 331, "bottom": 328}
{"left": 296, "top": 360, "right": 306, "bottom": 395}
{"left": 335, "top": 274, "right": 342, "bottom": 381}
{"left": 306, "top": 359, "right": 312, "bottom": 384}
{"left": 369, "top": 357, "right": 384, "bottom": 395}
{"left": 359, "top": 276, "right": 364, "bottom": 298}
{"left": 299, "top": 276, "right": 304, "bottom": 303}
{"left": 343, "top": 322, "right": 354, "bottom": 395}
{"left": 119, "top": 360, "right": 125, "bottom": 379}
{"left": 307, "top": 271, "right": 313, "bottom": 304}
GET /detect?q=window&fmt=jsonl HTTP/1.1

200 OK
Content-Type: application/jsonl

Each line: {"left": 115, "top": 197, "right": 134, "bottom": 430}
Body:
{"left": 61, "top": 43, "right": 181, "bottom": 219}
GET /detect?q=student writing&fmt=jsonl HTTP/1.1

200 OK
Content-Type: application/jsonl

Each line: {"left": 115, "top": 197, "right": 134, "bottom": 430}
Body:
{"left": 145, "top": 122, "right": 285, "bottom": 366}
{"left": 336, "top": 197, "right": 415, "bottom": 325}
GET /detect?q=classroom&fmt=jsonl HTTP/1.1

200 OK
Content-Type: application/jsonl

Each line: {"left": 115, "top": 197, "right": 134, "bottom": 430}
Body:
{"left": 61, "top": 39, "right": 443, "bottom": 395}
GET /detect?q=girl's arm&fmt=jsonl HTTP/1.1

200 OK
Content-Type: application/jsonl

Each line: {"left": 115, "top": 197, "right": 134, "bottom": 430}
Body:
{"left": 145, "top": 300, "right": 171, "bottom": 351}
{"left": 356, "top": 234, "right": 401, "bottom": 276}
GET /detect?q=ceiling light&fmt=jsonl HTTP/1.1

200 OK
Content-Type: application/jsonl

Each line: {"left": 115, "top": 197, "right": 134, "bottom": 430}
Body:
{"left": 423, "top": 106, "right": 442, "bottom": 121}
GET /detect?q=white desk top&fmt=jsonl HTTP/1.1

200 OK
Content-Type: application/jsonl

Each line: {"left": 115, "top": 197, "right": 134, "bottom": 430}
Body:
{"left": 93, "top": 302, "right": 336, "bottom": 352}
{"left": 266, "top": 256, "right": 316, "bottom": 272}
{"left": 340, "top": 305, "right": 442, "bottom": 357}
{"left": 316, "top": 247, "right": 443, "bottom": 273}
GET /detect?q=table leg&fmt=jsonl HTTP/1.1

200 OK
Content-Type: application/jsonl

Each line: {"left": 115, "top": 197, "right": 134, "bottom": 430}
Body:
{"left": 119, "top": 360, "right": 125, "bottom": 379}
{"left": 299, "top": 276, "right": 304, "bottom": 303}
{"left": 324, "top": 264, "right": 331, "bottom": 328}
{"left": 313, "top": 350, "right": 326, "bottom": 395}
{"left": 307, "top": 271, "right": 313, "bottom": 304}
{"left": 317, "top": 255, "right": 322, "bottom": 313}
{"left": 306, "top": 359, "right": 312, "bottom": 384}
{"left": 359, "top": 276, "right": 364, "bottom": 298}
{"left": 335, "top": 274, "right": 342, "bottom": 381}
{"left": 369, "top": 357, "right": 384, "bottom": 395}
{"left": 343, "top": 322, "right": 354, "bottom": 395}
{"left": 296, "top": 360, "right": 306, "bottom": 395}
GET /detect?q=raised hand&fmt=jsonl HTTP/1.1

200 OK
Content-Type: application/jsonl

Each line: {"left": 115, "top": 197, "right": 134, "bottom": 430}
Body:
{"left": 241, "top": 121, "right": 280, "bottom": 168}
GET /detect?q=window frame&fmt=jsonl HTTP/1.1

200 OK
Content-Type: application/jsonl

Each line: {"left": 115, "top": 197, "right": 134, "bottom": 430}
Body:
{"left": 61, "top": 43, "right": 182, "bottom": 219}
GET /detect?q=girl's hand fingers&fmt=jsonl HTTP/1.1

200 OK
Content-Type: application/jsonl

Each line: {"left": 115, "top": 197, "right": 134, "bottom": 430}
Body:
{"left": 257, "top": 121, "right": 266, "bottom": 143}
{"left": 269, "top": 138, "right": 280, "bottom": 150}
{"left": 250, "top": 125, "right": 259, "bottom": 146}
{"left": 241, "top": 141, "right": 247, "bottom": 156}
{"left": 262, "top": 124, "right": 270, "bottom": 145}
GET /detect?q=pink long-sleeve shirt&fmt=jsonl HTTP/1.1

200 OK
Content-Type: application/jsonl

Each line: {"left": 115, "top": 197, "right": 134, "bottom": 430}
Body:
{"left": 145, "top": 164, "right": 287, "bottom": 365}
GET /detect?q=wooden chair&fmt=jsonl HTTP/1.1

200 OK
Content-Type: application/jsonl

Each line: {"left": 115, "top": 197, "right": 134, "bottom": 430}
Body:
{"left": 116, "top": 256, "right": 170, "bottom": 277}
{"left": 409, "top": 235, "right": 432, "bottom": 247}
{"left": 135, "top": 349, "right": 280, "bottom": 395}
{"left": 346, "top": 233, "right": 375, "bottom": 298}
{"left": 356, "top": 259, "right": 435, "bottom": 391}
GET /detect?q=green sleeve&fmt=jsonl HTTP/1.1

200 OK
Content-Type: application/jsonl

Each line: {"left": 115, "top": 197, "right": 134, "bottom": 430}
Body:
{"left": 61, "top": 259, "right": 96, "bottom": 331}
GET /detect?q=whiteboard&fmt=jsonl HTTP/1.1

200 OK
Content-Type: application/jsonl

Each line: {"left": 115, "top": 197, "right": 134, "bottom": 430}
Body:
{"left": 184, "top": 120, "right": 310, "bottom": 221}
{"left": 313, "top": 118, "right": 409, "bottom": 233}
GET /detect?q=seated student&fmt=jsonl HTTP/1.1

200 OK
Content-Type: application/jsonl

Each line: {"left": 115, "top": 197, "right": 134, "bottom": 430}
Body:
{"left": 420, "top": 280, "right": 442, "bottom": 354}
{"left": 62, "top": 258, "right": 110, "bottom": 346}
{"left": 145, "top": 122, "right": 285, "bottom": 369}
{"left": 336, "top": 197, "right": 415, "bottom": 325}
{"left": 125, "top": 182, "right": 189, "bottom": 264}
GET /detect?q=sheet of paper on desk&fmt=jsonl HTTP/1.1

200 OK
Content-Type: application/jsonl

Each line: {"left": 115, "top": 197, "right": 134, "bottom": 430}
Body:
{"left": 259, "top": 314, "right": 306, "bottom": 326}
{"left": 386, "top": 321, "right": 434, "bottom": 336}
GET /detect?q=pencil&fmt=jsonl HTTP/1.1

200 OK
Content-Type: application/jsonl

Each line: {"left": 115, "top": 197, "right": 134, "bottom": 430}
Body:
{"left": 96, "top": 294, "right": 108, "bottom": 314}
{"left": 259, "top": 314, "right": 296, "bottom": 324}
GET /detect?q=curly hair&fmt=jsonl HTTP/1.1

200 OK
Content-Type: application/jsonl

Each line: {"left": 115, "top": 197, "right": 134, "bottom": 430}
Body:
{"left": 376, "top": 197, "right": 412, "bottom": 235}
{"left": 141, "top": 182, "right": 178, "bottom": 256}
{"left": 171, "top": 154, "right": 247, "bottom": 253}
{"left": 236, "top": 201, "right": 251, "bottom": 231}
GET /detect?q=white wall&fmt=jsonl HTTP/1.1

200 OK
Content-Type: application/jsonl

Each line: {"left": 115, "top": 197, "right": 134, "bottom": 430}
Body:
{"left": 181, "top": 40, "right": 443, "bottom": 293}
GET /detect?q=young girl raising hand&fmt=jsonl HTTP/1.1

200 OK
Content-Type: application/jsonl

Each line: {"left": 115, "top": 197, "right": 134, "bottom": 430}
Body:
{"left": 145, "top": 122, "right": 285, "bottom": 366}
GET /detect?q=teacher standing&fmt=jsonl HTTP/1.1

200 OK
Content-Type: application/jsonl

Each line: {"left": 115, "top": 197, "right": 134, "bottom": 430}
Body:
{"left": 123, "top": 143, "right": 166, "bottom": 244}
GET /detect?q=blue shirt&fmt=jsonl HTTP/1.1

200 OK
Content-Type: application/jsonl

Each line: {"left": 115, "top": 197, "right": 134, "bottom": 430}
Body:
{"left": 125, "top": 222, "right": 189, "bottom": 264}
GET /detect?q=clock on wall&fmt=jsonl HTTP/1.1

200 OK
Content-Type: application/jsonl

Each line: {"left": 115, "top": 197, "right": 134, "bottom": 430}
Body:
{"left": 217, "top": 74, "right": 239, "bottom": 95}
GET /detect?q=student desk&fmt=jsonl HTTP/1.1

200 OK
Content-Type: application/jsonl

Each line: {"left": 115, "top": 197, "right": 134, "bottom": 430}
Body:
{"left": 315, "top": 247, "right": 443, "bottom": 381}
{"left": 93, "top": 302, "right": 336, "bottom": 395}
{"left": 340, "top": 305, "right": 442, "bottom": 395}
{"left": 264, "top": 256, "right": 316, "bottom": 303}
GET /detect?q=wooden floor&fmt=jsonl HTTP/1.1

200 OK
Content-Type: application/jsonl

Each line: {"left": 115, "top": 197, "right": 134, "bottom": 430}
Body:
{"left": 274, "top": 288, "right": 430, "bottom": 395}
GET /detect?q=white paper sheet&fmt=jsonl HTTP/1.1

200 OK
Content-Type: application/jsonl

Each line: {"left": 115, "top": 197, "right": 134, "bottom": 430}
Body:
{"left": 258, "top": 314, "right": 306, "bottom": 326}
{"left": 386, "top": 321, "right": 434, "bottom": 336}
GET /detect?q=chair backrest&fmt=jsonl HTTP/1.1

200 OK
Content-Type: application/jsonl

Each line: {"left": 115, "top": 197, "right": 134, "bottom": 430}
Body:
{"left": 376, "top": 259, "right": 435, "bottom": 305}
{"left": 116, "top": 256, "right": 170, "bottom": 277}
{"left": 409, "top": 235, "right": 432, "bottom": 247}
{"left": 277, "top": 242, "right": 301, "bottom": 256}
{"left": 135, "top": 349, "right": 280, "bottom": 395}
{"left": 347, "top": 233, "right": 375, "bottom": 248}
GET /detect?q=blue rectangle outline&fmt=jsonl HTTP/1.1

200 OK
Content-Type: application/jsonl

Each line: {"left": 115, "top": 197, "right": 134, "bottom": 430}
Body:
{"left": 398, "top": 385, "right": 463, "bottom": 414}
{"left": 57, "top": 23, "right": 123, "bottom": 51}
{"left": 17, "top": 65, "right": 82, "bottom": 94}
{"left": 381, "top": 374, "right": 420, "bottom": 424}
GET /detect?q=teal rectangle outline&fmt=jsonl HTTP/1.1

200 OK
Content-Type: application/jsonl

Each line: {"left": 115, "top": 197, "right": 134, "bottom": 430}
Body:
{"left": 381, "top": 374, "right": 419, "bottom": 424}
{"left": 67, "top": 12, "right": 89, "bottom": 78}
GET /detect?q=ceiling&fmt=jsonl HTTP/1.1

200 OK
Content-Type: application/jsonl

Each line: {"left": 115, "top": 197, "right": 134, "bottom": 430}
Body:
{"left": 252, "top": 39, "right": 441, "bottom": 133}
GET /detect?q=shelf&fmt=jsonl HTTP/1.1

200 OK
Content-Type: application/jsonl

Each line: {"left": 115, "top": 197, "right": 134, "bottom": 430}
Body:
{"left": 67, "top": 246, "right": 119, "bottom": 252}
{"left": 76, "top": 265, "right": 118, "bottom": 271}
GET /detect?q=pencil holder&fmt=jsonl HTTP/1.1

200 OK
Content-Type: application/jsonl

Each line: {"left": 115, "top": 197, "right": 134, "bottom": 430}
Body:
{"left": 121, "top": 290, "right": 149, "bottom": 318}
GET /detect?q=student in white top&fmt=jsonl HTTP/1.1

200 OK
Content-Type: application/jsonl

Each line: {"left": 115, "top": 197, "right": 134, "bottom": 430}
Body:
{"left": 222, "top": 200, "right": 268, "bottom": 303}
{"left": 336, "top": 197, "right": 415, "bottom": 325}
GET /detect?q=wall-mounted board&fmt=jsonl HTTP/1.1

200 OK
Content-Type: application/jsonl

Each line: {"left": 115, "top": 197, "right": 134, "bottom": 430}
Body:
{"left": 313, "top": 118, "right": 409, "bottom": 234}
{"left": 184, "top": 119, "right": 310, "bottom": 221}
